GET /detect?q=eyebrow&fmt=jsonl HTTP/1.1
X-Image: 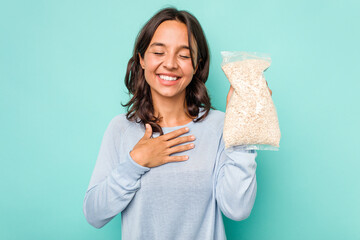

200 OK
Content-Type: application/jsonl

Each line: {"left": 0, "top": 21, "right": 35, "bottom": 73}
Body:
{"left": 149, "top": 42, "right": 190, "bottom": 50}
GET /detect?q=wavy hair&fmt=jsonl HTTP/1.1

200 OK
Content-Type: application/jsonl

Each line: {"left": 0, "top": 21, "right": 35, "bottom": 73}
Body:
{"left": 122, "top": 7, "right": 213, "bottom": 135}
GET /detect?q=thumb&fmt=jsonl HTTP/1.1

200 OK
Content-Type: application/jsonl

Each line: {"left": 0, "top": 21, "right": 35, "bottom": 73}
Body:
{"left": 143, "top": 123, "right": 152, "bottom": 139}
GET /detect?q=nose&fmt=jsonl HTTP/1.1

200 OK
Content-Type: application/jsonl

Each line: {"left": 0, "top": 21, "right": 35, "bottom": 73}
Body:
{"left": 163, "top": 53, "right": 178, "bottom": 70}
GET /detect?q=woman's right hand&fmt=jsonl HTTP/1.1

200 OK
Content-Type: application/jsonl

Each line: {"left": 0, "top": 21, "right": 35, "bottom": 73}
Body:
{"left": 129, "top": 124, "right": 195, "bottom": 168}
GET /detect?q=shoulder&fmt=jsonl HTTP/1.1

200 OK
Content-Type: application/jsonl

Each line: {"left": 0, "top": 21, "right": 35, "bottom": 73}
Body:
{"left": 106, "top": 113, "right": 139, "bottom": 135}
{"left": 207, "top": 109, "right": 225, "bottom": 121}
{"left": 198, "top": 108, "right": 225, "bottom": 134}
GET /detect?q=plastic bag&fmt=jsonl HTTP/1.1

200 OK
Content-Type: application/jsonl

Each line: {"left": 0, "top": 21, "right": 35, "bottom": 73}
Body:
{"left": 221, "top": 51, "right": 281, "bottom": 151}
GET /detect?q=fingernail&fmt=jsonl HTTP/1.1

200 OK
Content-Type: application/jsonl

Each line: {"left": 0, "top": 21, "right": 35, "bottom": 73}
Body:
{"left": 185, "top": 127, "right": 189, "bottom": 131}
{"left": 191, "top": 135, "right": 195, "bottom": 140}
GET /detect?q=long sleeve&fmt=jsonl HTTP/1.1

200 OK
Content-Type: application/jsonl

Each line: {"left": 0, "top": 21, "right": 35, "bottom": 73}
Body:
{"left": 214, "top": 130, "right": 258, "bottom": 221}
{"left": 83, "top": 117, "right": 150, "bottom": 228}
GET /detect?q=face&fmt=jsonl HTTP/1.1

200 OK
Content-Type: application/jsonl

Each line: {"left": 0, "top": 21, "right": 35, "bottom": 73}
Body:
{"left": 139, "top": 20, "right": 197, "bottom": 101}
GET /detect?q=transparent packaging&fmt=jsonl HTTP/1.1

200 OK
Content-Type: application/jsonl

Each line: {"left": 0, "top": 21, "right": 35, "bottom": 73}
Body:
{"left": 221, "top": 51, "right": 281, "bottom": 151}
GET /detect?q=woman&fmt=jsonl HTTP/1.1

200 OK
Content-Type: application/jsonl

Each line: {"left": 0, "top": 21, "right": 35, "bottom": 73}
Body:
{"left": 83, "top": 7, "right": 271, "bottom": 239}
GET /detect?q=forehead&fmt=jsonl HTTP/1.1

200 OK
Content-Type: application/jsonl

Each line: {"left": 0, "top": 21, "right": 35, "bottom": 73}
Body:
{"left": 150, "top": 20, "right": 189, "bottom": 47}
{"left": 148, "top": 20, "right": 198, "bottom": 61}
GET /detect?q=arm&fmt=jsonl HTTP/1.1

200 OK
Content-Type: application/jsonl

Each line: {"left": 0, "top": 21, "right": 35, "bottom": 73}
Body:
{"left": 83, "top": 117, "right": 150, "bottom": 228}
{"left": 214, "top": 131, "right": 258, "bottom": 221}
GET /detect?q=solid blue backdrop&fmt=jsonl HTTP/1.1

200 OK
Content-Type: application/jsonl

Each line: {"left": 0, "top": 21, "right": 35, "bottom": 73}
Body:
{"left": 1, "top": 0, "right": 359, "bottom": 239}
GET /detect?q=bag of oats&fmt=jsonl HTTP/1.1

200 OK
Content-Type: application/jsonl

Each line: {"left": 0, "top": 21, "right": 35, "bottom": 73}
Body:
{"left": 221, "top": 51, "right": 281, "bottom": 151}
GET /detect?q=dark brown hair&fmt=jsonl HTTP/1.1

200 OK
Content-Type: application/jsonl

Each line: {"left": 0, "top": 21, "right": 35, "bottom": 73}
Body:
{"left": 122, "top": 7, "right": 213, "bottom": 134}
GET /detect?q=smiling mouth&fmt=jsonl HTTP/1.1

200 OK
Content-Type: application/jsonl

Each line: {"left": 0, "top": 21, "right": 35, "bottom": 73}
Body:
{"left": 158, "top": 74, "right": 181, "bottom": 81}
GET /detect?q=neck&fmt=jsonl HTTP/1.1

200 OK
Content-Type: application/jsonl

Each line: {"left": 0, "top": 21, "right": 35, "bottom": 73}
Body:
{"left": 151, "top": 92, "right": 193, "bottom": 128}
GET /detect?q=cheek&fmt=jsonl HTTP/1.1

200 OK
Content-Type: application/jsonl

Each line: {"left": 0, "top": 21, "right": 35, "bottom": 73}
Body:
{"left": 182, "top": 62, "right": 195, "bottom": 79}
{"left": 143, "top": 57, "right": 158, "bottom": 82}
{"left": 143, "top": 55, "right": 159, "bottom": 71}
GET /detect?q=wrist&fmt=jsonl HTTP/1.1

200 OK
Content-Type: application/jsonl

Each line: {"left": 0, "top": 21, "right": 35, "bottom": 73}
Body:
{"left": 130, "top": 150, "right": 148, "bottom": 168}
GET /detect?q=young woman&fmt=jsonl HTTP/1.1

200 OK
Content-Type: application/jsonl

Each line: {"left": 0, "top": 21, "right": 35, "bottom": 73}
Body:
{"left": 83, "top": 7, "right": 271, "bottom": 240}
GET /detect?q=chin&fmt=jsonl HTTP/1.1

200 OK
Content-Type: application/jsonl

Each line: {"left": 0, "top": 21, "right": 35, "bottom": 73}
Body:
{"left": 158, "top": 91, "right": 185, "bottom": 99}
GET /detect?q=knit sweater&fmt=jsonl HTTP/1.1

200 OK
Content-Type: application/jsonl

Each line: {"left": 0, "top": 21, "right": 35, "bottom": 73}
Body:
{"left": 83, "top": 109, "right": 257, "bottom": 240}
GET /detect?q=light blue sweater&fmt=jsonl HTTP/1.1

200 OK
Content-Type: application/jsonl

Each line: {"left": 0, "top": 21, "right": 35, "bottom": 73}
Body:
{"left": 83, "top": 109, "right": 257, "bottom": 240}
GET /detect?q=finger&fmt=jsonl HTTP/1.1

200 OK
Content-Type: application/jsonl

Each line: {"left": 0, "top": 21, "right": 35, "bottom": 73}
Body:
{"left": 143, "top": 123, "right": 153, "bottom": 139}
{"left": 227, "top": 85, "right": 234, "bottom": 105}
{"left": 167, "top": 135, "right": 195, "bottom": 147}
{"left": 227, "top": 85, "right": 234, "bottom": 97}
{"left": 266, "top": 81, "right": 272, "bottom": 96}
{"left": 168, "top": 143, "right": 195, "bottom": 155}
{"left": 166, "top": 155, "right": 189, "bottom": 162}
{"left": 162, "top": 127, "right": 189, "bottom": 141}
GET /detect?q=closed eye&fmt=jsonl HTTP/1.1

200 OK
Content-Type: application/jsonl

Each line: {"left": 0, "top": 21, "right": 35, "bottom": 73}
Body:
{"left": 153, "top": 52, "right": 164, "bottom": 55}
{"left": 180, "top": 55, "right": 191, "bottom": 59}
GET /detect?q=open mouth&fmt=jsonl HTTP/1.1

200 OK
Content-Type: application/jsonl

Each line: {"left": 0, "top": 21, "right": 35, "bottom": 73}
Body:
{"left": 157, "top": 74, "right": 181, "bottom": 81}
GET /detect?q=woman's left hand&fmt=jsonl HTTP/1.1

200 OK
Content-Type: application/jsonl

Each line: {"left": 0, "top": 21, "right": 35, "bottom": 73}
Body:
{"left": 266, "top": 81, "right": 272, "bottom": 96}
{"left": 226, "top": 81, "right": 272, "bottom": 107}
{"left": 226, "top": 85, "right": 235, "bottom": 108}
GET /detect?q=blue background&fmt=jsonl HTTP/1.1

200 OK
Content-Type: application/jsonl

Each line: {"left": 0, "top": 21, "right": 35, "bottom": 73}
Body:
{"left": 1, "top": 0, "right": 359, "bottom": 239}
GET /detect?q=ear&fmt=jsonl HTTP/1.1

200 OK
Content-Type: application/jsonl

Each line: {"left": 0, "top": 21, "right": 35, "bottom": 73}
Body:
{"left": 138, "top": 53, "right": 145, "bottom": 69}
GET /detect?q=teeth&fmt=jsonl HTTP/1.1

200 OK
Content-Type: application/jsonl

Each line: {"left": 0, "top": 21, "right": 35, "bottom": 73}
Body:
{"left": 159, "top": 75, "right": 178, "bottom": 81}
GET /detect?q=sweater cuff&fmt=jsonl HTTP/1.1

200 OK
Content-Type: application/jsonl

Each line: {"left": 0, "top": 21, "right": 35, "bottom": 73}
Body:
{"left": 127, "top": 151, "right": 151, "bottom": 173}
{"left": 113, "top": 151, "right": 150, "bottom": 183}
